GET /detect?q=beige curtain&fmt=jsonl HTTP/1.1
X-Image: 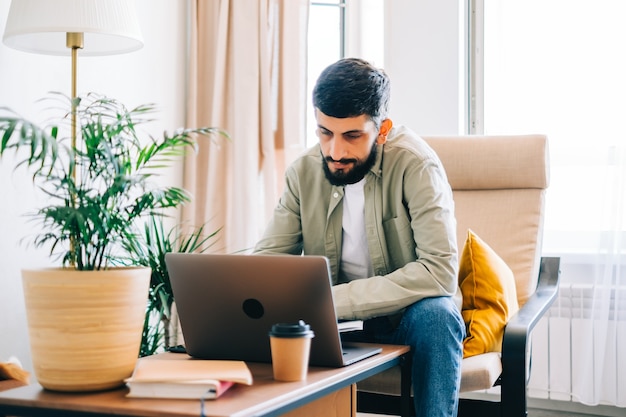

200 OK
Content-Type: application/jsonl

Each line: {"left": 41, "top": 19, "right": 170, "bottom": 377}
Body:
{"left": 184, "top": 0, "right": 309, "bottom": 254}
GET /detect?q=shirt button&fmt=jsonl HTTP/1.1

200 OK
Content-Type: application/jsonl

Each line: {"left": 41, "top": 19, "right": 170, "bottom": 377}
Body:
{"left": 333, "top": 192, "right": 339, "bottom": 198}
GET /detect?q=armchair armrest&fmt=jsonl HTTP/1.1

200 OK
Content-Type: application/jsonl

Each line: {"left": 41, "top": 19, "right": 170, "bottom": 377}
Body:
{"left": 501, "top": 256, "right": 561, "bottom": 416}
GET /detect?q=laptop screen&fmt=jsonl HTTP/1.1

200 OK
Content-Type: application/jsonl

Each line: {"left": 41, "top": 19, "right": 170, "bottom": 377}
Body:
{"left": 166, "top": 253, "right": 353, "bottom": 366}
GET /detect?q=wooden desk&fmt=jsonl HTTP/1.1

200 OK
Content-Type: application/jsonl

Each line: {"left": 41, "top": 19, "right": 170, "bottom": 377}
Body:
{"left": 0, "top": 344, "right": 410, "bottom": 417}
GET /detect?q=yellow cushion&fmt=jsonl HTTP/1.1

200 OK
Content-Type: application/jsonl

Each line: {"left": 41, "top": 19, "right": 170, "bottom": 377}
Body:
{"left": 459, "top": 229, "right": 519, "bottom": 358}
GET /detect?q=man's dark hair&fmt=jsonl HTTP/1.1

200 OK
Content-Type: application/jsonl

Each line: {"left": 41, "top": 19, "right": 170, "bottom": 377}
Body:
{"left": 312, "top": 58, "right": 390, "bottom": 128}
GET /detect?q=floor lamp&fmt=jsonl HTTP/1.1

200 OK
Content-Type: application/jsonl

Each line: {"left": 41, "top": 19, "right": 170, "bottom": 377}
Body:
{"left": 3, "top": 0, "right": 143, "bottom": 264}
{"left": 2, "top": 0, "right": 144, "bottom": 151}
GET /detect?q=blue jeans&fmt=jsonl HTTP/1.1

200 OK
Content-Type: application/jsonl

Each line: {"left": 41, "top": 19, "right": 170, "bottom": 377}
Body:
{"left": 342, "top": 296, "right": 465, "bottom": 417}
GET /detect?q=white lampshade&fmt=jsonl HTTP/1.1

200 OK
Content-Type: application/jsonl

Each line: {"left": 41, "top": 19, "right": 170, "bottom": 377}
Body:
{"left": 2, "top": 0, "right": 143, "bottom": 56}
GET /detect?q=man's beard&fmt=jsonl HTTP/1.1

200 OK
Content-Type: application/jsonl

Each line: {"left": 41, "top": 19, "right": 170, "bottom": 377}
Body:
{"left": 322, "top": 142, "right": 378, "bottom": 186}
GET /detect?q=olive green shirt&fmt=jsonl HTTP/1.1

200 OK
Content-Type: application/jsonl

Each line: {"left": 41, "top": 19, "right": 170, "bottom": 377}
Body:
{"left": 254, "top": 126, "right": 458, "bottom": 321}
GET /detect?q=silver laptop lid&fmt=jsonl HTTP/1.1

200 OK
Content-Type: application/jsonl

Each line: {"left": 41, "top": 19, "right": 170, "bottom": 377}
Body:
{"left": 166, "top": 253, "right": 366, "bottom": 367}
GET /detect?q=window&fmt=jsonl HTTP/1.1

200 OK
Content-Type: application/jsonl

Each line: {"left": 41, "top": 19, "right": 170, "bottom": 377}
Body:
{"left": 307, "top": 1, "right": 345, "bottom": 147}
{"left": 472, "top": 0, "right": 626, "bottom": 260}
{"left": 306, "top": 0, "right": 385, "bottom": 148}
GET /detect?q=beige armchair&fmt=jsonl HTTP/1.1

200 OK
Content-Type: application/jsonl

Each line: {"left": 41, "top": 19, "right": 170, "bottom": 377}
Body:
{"left": 356, "top": 135, "right": 561, "bottom": 417}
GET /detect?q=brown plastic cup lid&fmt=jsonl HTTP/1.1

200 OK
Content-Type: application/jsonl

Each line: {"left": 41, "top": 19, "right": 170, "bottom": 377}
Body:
{"left": 269, "top": 320, "right": 314, "bottom": 338}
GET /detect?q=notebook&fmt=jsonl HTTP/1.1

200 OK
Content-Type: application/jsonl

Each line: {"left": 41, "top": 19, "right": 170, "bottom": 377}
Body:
{"left": 165, "top": 253, "right": 381, "bottom": 367}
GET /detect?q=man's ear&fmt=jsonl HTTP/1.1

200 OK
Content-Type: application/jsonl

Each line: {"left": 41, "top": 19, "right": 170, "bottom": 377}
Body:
{"left": 377, "top": 119, "right": 393, "bottom": 144}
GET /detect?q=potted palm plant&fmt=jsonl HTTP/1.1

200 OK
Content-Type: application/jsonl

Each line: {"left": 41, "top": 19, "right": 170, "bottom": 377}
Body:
{"left": 0, "top": 92, "right": 225, "bottom": 392}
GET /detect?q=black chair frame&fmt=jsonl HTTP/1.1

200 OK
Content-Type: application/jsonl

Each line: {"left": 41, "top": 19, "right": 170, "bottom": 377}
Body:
{"left": 357, "top": 256, "right": 561, "bottom": 417}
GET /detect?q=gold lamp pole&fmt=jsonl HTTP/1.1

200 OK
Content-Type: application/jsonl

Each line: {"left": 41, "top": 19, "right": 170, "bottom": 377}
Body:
{"left": 67, "top": 32, "right": 83, "bottom": 153}
{"left": 66, "top": 32, "right": 83, "bottom": 265}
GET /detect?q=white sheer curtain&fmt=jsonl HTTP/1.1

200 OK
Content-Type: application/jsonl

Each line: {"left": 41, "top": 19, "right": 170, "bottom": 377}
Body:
{"left": 481, "top": 0, "right": 626, "bottom": 407}
{"left": 183, "top": 0, "right": 308, "bottom": 254}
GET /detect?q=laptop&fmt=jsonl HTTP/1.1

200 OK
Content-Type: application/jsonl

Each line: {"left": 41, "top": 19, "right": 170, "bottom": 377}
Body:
{"left": 165, "top": 253, "right": 381, "bottom": 367}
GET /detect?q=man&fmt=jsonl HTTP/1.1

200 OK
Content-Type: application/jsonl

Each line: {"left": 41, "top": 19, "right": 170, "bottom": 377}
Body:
{"left": 254, "top": 58, "right": 464, "bottom": 417}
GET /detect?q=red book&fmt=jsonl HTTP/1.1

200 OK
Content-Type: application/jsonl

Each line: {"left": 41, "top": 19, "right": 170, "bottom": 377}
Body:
{"left": 125, "top": 354, "right": 252, "bottom": 399}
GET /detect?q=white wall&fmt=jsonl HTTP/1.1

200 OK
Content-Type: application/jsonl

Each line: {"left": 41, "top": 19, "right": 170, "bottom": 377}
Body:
{"left": 0, "top": 0, "right": 464, "bottom": 373}
{"left": 384, "top": 0, "right": 465, "bottom": 135}
{"left": 0, "top": 0, "right": 188, "bottom": 371}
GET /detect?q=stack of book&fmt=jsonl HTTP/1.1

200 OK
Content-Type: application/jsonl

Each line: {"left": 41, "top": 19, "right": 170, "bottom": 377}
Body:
{"left": 125, "top": 354, "right": 253, "bottom": 400}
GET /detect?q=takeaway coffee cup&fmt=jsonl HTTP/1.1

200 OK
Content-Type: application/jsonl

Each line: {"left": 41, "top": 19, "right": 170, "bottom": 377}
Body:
{"left": 269, "top": 320, "right": 315, "bottom": 381}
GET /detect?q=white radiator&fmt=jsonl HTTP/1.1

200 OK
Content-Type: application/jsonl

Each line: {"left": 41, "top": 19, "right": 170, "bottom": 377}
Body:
{"left": 528, "top": 283, "right": 626, "bottom": 407}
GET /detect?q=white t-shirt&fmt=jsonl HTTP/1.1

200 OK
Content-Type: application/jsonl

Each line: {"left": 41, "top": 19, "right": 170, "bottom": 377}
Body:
{"left": 340, "top": 178, "right": 373, "bottom": 281}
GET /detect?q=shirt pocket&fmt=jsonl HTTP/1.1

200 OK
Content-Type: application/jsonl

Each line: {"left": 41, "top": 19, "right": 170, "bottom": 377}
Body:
{"left": 382, "top": 215, "right": 416, "bottom": 268}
